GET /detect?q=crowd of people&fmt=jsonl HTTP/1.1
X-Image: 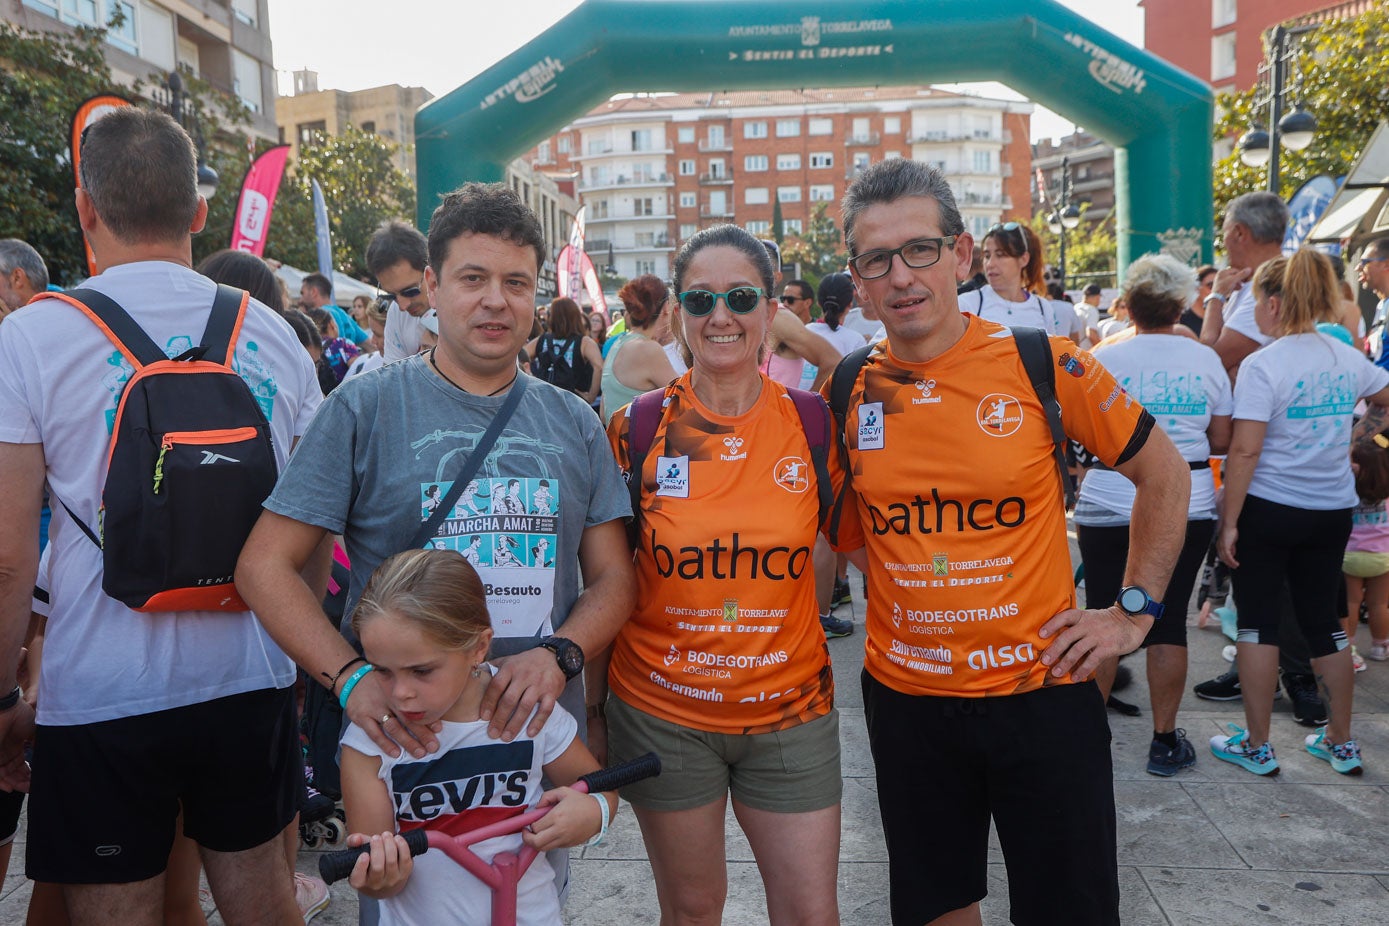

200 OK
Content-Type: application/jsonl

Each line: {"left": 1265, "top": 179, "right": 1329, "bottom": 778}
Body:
{"left": 0, "top": 104, "right": 1387, "bottom": 926}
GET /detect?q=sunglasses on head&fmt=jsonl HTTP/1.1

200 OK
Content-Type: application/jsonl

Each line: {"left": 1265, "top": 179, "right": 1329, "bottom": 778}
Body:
{"left": 677, "top": 287, "right": 765, "bottom": 316}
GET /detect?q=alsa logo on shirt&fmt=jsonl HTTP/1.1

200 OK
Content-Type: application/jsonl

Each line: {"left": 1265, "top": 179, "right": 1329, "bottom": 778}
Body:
{"left": 965, "top": 643, "right": 1036, "bottom": 671}
{"left": 976, "top": 393, "right": 1023, "bottom": 437}
{"left": 389, "top": 741, "right": 533, "bottom": 823}
{"left": 720, "top": 436, "right": 748, "bottom": 461}
{"left": 773, "top": 456, "right": 810, "bottom": 494}
{"left": 857, "top": 401, "right": 885, "bottom": 450}
{"left": 913, "top": 379, "right": 943, "bottom": 405}
{"left": 655, "top": 455, "right": 690, "bottom": 497}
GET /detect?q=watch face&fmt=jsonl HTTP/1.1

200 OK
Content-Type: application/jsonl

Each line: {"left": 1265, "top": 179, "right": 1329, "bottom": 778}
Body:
{"left": 1119, "top": 587, "right": 1148, "bottom": 612}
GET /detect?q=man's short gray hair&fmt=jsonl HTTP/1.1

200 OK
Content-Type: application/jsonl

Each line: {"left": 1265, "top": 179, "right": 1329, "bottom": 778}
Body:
{"left": 0, "top": 239, "right": 49, "bottom": 293}
{"left": 1225, "top": 192, "right": 1289, "bottom": 245}
{"left": 841, "top": 159, "right": 965, "bottom": 256}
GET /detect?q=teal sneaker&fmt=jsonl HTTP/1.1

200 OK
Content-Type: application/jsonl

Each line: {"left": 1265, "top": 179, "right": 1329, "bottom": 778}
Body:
{"left": 1210, "top": 724, "right": 1280, "bottom": 776}
{"left": 1304, "top": 728, "right": 1363, "bottom": 775}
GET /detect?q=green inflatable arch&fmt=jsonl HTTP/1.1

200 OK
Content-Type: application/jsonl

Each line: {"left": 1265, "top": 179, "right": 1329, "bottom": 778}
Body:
{"left": 416, "top": 0, "right": 1214, "bottom": 270}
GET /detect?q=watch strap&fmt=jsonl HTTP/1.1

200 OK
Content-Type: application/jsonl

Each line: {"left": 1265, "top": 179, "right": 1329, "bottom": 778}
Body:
{"left": 0, "top": 685, "right": 22, "bottom": 712}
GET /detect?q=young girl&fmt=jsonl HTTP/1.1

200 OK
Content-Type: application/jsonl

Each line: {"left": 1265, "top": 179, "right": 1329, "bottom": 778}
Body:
{"left": 339, "top": 549, "right": 615, "bottom": 924}
{"left": 1345, "top": 436, "right": 1389, "bottom": 666}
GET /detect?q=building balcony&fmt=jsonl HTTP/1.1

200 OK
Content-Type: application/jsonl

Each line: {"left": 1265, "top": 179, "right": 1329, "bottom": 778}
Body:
{"left": 698, "top": 170, "right": 734, "bottom": 185}
{"left": 698, "top": 139, "right": 734, "bottom": 152}
{"left": 845, "top": 133, "right": 881, "bottom": 147}
{"left": 700, "top": 204, "right": 735, "bottom": 218}
{"left": 959, "top": 193, "right": 1004, "bottom": 207}
{"left": 586, "top": 236, "right": 674, "bottom": 253}
{"left": 909, "top": 132, "right": 1001, "bottom": 145}
{"left": 587, "top": 213, "right": 676, "bottom": 225}
{"left": 576, "top": 173, "right": 674, "bottom": 193}
{"left": 572, "top": 145, "right": 674, "bottom": 161}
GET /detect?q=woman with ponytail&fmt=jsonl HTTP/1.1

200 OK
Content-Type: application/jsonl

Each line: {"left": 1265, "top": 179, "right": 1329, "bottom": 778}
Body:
{"left": 1213, "top": 248, "right": 1389, "bottom": 777}
{"left": 809, "top": 273, "right": 870, "bottom": 358}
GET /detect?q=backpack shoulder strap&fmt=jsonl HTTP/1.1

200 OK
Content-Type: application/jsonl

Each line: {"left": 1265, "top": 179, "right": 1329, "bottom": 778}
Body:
{"left": 624, "top": 388, "right": 669, "bottom": 546}
{"left": 1010, "top": 326, "right": 1076, "bottom": 507}
{"left": 785, "top": 387, "right": 834, "bottom": 531}
{"left": 200, "top": 284, "right": 250, "bottom": 367}
{"left": 826, "top": 344, "right": 873, "bottom": 544}
{"left": 58, "top": 288, "right": 166, "bottom": 369}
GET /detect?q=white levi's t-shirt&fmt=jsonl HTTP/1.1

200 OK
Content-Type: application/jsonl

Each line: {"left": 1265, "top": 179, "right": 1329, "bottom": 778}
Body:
{"left": 0, "top": 261, "right": 321, "bottom": 725}
{"left": 1079, "top": 335, "right": 1232, "bottom": 520}
{"left": 1236, "top": 332, "right": 1389, "bottom": 509}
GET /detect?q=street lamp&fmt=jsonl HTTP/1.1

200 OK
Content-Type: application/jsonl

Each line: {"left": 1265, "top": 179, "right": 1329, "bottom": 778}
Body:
{"left": 1045, "top": 155, "right": 1082, "bottom": 290}
{"left": 160, "top": 71, "right": 219, "bottom": 200}
{"left": 1237, "top": 23, "right": 1317, "bottom": 193}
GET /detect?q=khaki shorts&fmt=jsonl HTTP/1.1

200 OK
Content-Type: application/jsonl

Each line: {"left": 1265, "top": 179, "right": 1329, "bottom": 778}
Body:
{"left": 1344, "top": 550, "right": 1389, "bottom": 578}
{"left": 606, "top": 695, "right": 841, "bottom": 813}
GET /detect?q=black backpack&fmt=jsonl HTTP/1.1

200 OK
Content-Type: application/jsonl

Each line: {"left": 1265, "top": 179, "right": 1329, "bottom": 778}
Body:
{"left": 53, "top": 284, "right": 279, "bottom": 612}
{"left": 825, "top": 327, "right": 1075, "bottom": 543}
{"left": 530, "top": 334, "right": 590, "bottom": 394}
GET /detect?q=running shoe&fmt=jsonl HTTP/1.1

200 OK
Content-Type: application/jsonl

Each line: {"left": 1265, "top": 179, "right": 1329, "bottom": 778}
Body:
{"left": 1194, "top": 666, "right": 1282, "bottom": 702}
{"left": 1369, "top": 640, "right": 1389, "bottom": 662}
{"left": 1146, "top": 730, "right": 1196, "bottom": 777}
{"left": 1352, "top": 647, "right": 1367, "bottom": 674}
{"left": 1282, "top": 673, "right": 1328, "bottom": 727}
{"left": 820, "top": 613, "right": 854, "bottom": 639}
{"left": 294, "top": 872, "right": 331, "bottom": 923}
{"left": 1210, "top": 724, "right": 1280, "bottom": 776}
{"left": 832, "top": 577, "right": 853, "bottom": 608}
{"left": 1304, "top": 727, "right": 1364, "bottom": 775}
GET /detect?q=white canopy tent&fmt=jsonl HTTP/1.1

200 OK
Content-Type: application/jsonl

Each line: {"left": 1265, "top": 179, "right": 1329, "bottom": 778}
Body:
{"left": 274, "top": 264, "right": 378, "bottom": 308}
{"left": 1307, "top": 122, "right": 1389, "bottom": 250}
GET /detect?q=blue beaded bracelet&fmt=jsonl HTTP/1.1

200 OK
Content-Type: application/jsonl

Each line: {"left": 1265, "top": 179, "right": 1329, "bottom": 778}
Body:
{"left": 337, "top": 663, "right": 374, "bottom": 710}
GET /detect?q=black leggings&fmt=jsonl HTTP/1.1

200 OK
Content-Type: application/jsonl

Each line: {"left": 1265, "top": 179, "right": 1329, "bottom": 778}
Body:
{"left": 1077, "top": 519, "right": 1216, "bottom": 647}
{"left": 1231, "top": 495, "right": 1351, "bottom": 658}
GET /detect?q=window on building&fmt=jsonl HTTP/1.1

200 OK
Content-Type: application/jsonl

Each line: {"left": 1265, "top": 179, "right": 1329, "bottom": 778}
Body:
{"left": 22, "top": 1, "right": 60, "bottom": 16}
{"left": 679, "top": 159, "right": 696, "bottom": 176}
{"left": 1212, "top": 0, "right": 1236, "bottom": 28}
{"left": 635, "top": 198, "right": 655, "bottom": 216}
{"left": 746, "top": 220, "right": 771, "bottom": 236}
{"left": 680, "top": 223, "right": 698, "bottom": 239}
{"left": 138, "top": 0, "right": 175, "bottom": 70}
{"left": 784, "top": 219, "right": 803, "bottom": 235}
{"left": 884, "top": 116, "right": 901, "bottom": 135}
{"left": 535, "top": 141, "right": 549, "bottom": 161}
{"left": 232, "top": 48, "right": 263, "bottom": 112}
{"left": 852, "top": 117, "right": 870, "bottom": 138}
{"left": 745, "top": 188, "right": 770, "bottom": 205}
{"left": 708, "top": 125, "right": 726, "bottom": 147}
{"left": 635, "top": 231, "right": 656, "bottom": 248}
{"left": 679, "top": 191, "right": 697, "bottom": 208}
{"left": 636, "top": 260, "right": 656, "bottom": 275}
{"left": 971, "top": 215, "right": 991, "bottom": 237}
{"left": 777, "top": 153, "right": 801, "bottom": 170}
{"left": 972, "top": 150, "right": 993, "bottom": 172}
{"left": 297, "top": 120, "right": 326, "bottom": 148}
{"left": 107, "top": 1, "right": 137, "bottom": 53}
{"left": 744, "top": 120, "right": 768, "bottom": 139}
{"left": 678, "top": 126, "right": 695, "bottom": 144}
{"left": 810, "top": 184, "right": 835, "bottom": 202}
{"left": 592, "top": 199, "right": 609, "bottom": 218}
{"left": 777, "top": 186, "right": 802, "bottom": 203}
{"left": 232, "top": 0, "right": 258, "bottom": 27}
{"left": 809, "top": 152, "right": 834, "bottom": 169}
{"left": 776, "top": 118, "right": 801, "bottom": 137}
{"left": 744, "top": 154, "right": 769, "bottom": 172}
{"left": 631, "top": 129, "right": 653, "bottom": 152}
{"left": 808, "top": 117, "right": 833, "bottom": 136}
{"left": 557, "top": 134, "right": 571, "bottom": 153}
{"left": 885, "top": 151, "right": 901, "bottom": 161}
{"left": 852, "top": 152, "right": 871, "bottom": 172}
{"left": 1211, "top": 33, "right": 1236, "bottom": 81}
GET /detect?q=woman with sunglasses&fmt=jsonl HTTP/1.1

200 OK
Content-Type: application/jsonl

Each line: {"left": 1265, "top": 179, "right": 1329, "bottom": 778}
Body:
{"left": 599, "top": 225, "right": 846, "bottom": 926}
{"left": 599, "top": 274, "right": 677, "bottom": 424}
{"left": 970, "top": 222, "right": 1076, "bottom": 339}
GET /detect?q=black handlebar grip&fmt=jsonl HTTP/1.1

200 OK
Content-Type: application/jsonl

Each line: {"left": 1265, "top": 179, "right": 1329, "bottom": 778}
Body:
{"left": 318, "top": 828, "right": 430, "bottom": 884}
{"left": 577, "top": 752, "right": 662, "bottom": 794}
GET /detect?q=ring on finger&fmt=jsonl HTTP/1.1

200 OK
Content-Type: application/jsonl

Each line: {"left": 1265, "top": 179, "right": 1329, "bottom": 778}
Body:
{"left": 381, "top": 713, "right": 392, "bottom": 725}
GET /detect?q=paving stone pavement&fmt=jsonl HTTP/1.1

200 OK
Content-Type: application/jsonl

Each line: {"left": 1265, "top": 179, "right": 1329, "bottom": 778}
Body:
{"left": 3, "top": 528, "right": 1387, "bottom": 924}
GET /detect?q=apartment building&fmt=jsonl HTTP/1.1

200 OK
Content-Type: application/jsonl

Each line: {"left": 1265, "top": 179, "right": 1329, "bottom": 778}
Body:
{"left": 3, "top": 0, "right": 278, "bottom": 140}
{"left": 1032, "top": 132, "right": 1116, "bottom": 226}
{"left": 527, "top": 88, "right": 1033, "bottom": 281}
{"left": 275, "top": 69, "right": 432, "bottom": 181}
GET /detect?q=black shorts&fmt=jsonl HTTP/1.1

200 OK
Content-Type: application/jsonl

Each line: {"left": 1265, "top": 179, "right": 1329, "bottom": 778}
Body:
{"left": 26, "top": 686, "right": 299, "bottom": 884}
{"left": 862, "top": 670, "right": 1118, "bottom": 926}
{"left": 0, "top": 787, "right": 22, "bottom": 846}
{"left": 1078, "top": 518, "right": 1216, "bottom": 647}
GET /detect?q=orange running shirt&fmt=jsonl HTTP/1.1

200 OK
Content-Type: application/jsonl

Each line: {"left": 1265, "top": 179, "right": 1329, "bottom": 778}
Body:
{"left": 606, "top": 373, "right": 843, "bottom": 734}
{"left": 830, "top": 315, "right": 1153, "bottom": 697}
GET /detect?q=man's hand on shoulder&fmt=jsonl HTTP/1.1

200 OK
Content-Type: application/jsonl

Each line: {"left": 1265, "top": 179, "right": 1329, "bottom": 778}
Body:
{"left": 1037, "top": 606, "right": 1148, "bottom": 683}
{"left": 480, "top": 647, "right": 567, "bottom": 741}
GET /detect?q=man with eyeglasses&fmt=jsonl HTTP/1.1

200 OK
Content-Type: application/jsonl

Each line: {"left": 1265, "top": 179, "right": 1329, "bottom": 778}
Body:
{"left": 1200, "top": 192, "right": 1289, "bottom": 380}
{"left": 366, "top": 220, "right": 436, "bottom": 362}
{"left": 825, "top": 158, "right": 1189, "bottom": 926}
{"left": 1358, "top": 239, "right": 1389, "bottom": 372}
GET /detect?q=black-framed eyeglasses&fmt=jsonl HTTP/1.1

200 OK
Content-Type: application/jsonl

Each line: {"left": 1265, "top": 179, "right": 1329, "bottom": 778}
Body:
{"left": 377, "top": 279, "right": 424, "bottom": 302}
{"left": 849, "top": 237, "right": 957, "bottom": 280}
{"left": 677, "top": 287, "right": 765, "bottom": 316}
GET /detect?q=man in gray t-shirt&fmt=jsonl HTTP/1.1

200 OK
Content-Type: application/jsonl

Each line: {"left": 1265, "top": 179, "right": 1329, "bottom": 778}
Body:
{"left": 238, "top": 182, "right": 635, "bottom": 761}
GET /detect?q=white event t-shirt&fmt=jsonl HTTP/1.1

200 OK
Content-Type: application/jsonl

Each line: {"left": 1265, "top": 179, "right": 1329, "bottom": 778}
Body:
{"left": 1235, "top": 332, "right": 1389, "bottom": 509}
{"left": 1220, "top": 284, "right": 1272, "bottom": 348}
{"left": 799, "top": 321, "right": 866, "bottom": 391}
{"left": 0, "top": 261, "right": 321, "bottom": 725}
{"left": 384, "top": 300, "right": 427, "bottom": 362}
{"left": 968, "top": 286, "right": 1071, "bottom": 337}
{"left": 1078, "top": 335, "right": 1232, "bottom": 522}
{"left": 340, "top": 698, "right": 577, "bottom": 926}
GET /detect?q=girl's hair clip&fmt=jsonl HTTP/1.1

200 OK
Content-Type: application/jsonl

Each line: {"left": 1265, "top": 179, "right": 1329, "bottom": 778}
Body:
{"left": 1374, "top": 434, "right": 1389, "bottom": 449}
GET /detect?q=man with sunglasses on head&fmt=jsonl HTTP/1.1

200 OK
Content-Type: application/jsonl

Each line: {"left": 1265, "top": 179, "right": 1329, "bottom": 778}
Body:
{"left": 366, "top": 220, "right": 435, "bottom": 362}
{"left": 825, "top": 158, "right": 1189, "bottom": 926}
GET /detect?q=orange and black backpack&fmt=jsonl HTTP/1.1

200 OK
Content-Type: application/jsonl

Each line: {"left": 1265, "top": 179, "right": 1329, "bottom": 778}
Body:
{"left": 52, "top": 284, "right": 278, "bottom": 612}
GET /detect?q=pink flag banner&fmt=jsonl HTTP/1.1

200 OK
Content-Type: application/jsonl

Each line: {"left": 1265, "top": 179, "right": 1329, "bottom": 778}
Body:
{"left": 556, "top": 245, "right": 608, "bottom": 318}
{"left": 562, "top": 206, "right": 588, "bottom": 301}
{"left": 229, "top": 145, "right": 291, "bottom": 256}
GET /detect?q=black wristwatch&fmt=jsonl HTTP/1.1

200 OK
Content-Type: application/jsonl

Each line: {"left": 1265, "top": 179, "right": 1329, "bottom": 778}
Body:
{"left": 1116, "top": 586, "right": 1165, "bottom": 620}
{"left": 538, "top": 636, "right": 585, "bottom": 681}
{"left": 0, "top": 685, "right": 21, "bottom": 712}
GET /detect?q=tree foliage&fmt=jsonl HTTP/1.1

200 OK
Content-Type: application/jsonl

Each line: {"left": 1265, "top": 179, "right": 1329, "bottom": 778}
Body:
{"left": 782, "top": 201, "right": 848, "bottom": 292}
{"left": 1030, "top": 207, "right": 1119, "bottom": 289}
{"left": 1212, "top": 7, "right": 1389, "bottom": 222}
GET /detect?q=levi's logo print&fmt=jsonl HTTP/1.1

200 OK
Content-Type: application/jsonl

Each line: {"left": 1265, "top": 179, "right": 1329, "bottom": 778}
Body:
{"left": 390, "top": 741, "right": 533, "bottom": 836}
